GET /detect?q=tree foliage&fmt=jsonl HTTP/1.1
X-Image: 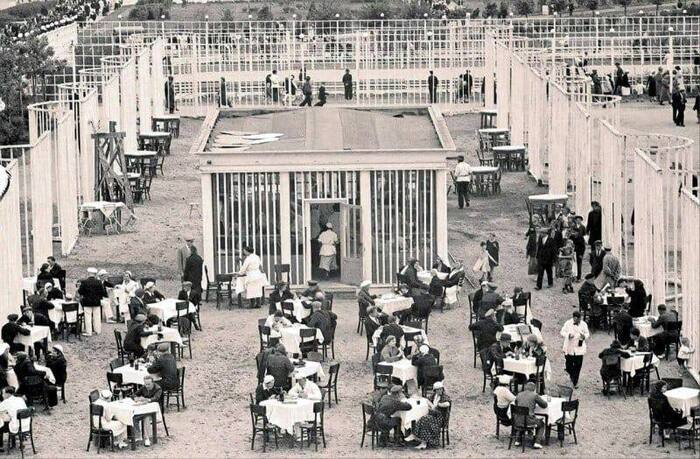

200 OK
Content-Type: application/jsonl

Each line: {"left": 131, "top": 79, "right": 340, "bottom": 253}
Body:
{"left": 614, "top": 0, "right": 632, "bottom": 15}
{"left": 483, "top": 1, "right": 499, "bottom": 17}
{"left": 578, "top": 0, "right": 601, "bottom": 11}
{"left": 513, "top": 0, "right": 535, "bottom": 16}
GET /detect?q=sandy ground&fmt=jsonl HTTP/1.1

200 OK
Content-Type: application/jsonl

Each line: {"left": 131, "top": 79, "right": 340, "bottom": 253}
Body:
{"left": 40, "top": 112, "right": 699, "bottom": 458}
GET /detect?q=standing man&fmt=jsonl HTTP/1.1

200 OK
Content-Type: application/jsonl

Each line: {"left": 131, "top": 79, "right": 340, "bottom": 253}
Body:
{"left": 77, "top": 268, "right": 103, "bottom": 336}
{"left": 270, "top": 69, "right": 280, "bottom": 103}
{"left": 613, "top": 63, "right": 624, "bottom": 95}
{"left": 300, "top": 76, "right": 313, "bottom": 107}
{"left": 569, "top": 215, "right": 586, "bottom": 282}
{"left": 427, "top": 70, "right": 439, "bottom": 104}
{"left": 453, "top": 155, "right": 471, "bottom": 209}
{"left": 586, "top": 201, "right": 602, "bottom": 253}
{"left": 164, "top": 75, "right": 176, "bottom": 114}
{"left": 342, "top": 69, "right": 353, "bottom": 100}
{"left": 464, "top": 70, "right": 473, "bottom": 102}
{"left": 486, "top": 233, "right": 499, "bottom": 281}
{"left": 535, "top": 228, "right": 557, "bottom": 290}
{"left": 176, "top": 235, "right": 193, "bottom": 281}
{"left": 218, "top": 77, "right": 227, "bottom": 107}
{"left": 560, "top": 311, "right": 589, "bottom": 388}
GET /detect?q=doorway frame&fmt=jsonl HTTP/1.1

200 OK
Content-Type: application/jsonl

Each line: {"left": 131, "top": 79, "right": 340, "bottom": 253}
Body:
{"left": 303, "top": 198, "right": 349, "bottom": 284}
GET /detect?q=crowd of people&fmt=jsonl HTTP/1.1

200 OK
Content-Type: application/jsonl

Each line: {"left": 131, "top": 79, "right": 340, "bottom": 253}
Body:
{"left": 1, "top": 0, "right": 110, "bottom": 45}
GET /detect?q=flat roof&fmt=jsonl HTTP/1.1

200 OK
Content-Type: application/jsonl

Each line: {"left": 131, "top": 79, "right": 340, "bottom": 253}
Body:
{"left": 207, "top": 107, "right": 444, "bottom": 152}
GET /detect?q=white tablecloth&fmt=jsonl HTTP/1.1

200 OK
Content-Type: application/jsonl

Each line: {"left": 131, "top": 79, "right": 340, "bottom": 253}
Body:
{"left": 113, "top": 364, "right": 160, "bottom": 386}
{"left": 375, "top": 294, "right": 413, "bottom": 316}
{"left": 503, "top": 357, "right": 537, "bottom": 376}
{"left": 34, "top": 364, "right": 56, "bottom": 384}
{"left": 147, "top": 299, "right": 196, "bottom": 323}
{"left": 279, "top": 324, "right": 324, "bottom": 356}
{"left": 381, "top": 359, "right": 417, "bottom": 384}
{"left": 416, "top": 271, "right": 458, "bottom": 305}
{"left": 234, "top": 272, "right": 269, "bottom": 299}
{"left": 22, "top": 277, "right": 61, "bottom": 293}
{"left": 633, "top": 317, "right": 663, "bottom": 339}
{"left": 140, "top": 326, "right": 183, "bottom": 349}
{"left": 398, "top": 397, "right": 431, "bottom": 432}
{"left": 261, "top": 398, "right": 316, "bottom": 434}
{"left": 14, "top": 326, "right": 51, "bottom": 351}
{"left": 501, "top": 323, "right": 543, "bottom": 343}
{"left": 602, "top": 287, "right": 629, "bottom": 305}
{"left": 620, "top": 352, "right": 659, "bottom": 377}
{"left": 291, "top": 359, "right": 326, "bottom": 381}
{"left": 534, "top": 396, "right": 565, "bottom": 425}
{"left": 372, "top": 326, "right": 428, "bottom": 348}
{"left": 283, "top": 298, "right": 311, "bottom": 323}
{"left": 665, "top": 387, "right": 700, "bottom": 418}
{"left": 48, "top": 300, "right": 82, "bottom": 326}
{"left": 105, "top": 399, "right": 163, "bottom": 426}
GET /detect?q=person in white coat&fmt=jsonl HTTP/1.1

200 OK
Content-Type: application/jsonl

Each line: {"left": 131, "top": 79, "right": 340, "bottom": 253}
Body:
{"left": 238, "top": 246, "right": 267, "bottom": 308}
{"left": 559, "top": 311, "right": 590, "bottom": 388}
{"left": 92, "top": 390, "right": 129, "bottom": 448}
{"left": 317, "top": 222, "right": 339, "bottom": 279}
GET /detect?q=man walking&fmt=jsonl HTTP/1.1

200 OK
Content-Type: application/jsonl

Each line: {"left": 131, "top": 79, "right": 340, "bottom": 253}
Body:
{"left": 342, "top": 69, "right": 353, "bottom": 100}
{"left": 427, "top": 70, "right": 439, "bottom": 104}
{"left": 560, "top": 311, "right": 589, "bottom": 388}
{"left": 77, "top": 268, "right": 103, "bottom": 336}
{"left": 486, "top": 233, "right": 499, "bottom": 281}
{"left": 453, "top": 155, "right": 471, "bottom": 209}
{"left": 300, "top": 76, "right": 313, "bottom": 106}
{"left": 535, "top": 228, "right": 557, "bottom": 290}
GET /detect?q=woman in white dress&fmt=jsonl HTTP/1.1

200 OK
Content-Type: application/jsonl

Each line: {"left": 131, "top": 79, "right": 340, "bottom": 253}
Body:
{"left": 317, "top": 223, "right": 339, "bottom": 279}
{"left": 238, "top": 246, "right": 268, "bottom": 308}
{"left": 92, "top": 390, "right": 129, "bottom": 449}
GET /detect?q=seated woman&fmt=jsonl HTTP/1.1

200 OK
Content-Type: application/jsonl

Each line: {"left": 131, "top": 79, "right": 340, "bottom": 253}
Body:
{"left": 380, "top": 336, "right": 402, "bottom": 363}
{"left": 143, "top": 282, "right": 165, "bottom": 304}
{"left": 410, "top": 381, "right": 452, "bottom": 449}
{"left": 264, "top": 311, "right": 292, "bottom": 338}
{"left": 626, "top": 279, "right": 648, "bottom": 318}
{"left": 648, "top": 380, "right": 687, "bottom": 437}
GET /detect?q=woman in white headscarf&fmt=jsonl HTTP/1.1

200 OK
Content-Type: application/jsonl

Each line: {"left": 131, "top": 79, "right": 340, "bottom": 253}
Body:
{"left": 317, "top": 222, "right": 338, "bottom": 279}
{"left": 92, "top": 390, "right": 129, "bottom": 448}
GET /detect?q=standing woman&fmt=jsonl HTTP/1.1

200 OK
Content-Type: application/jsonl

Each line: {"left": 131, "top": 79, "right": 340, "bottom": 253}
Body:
{"left": 472, "top": 242, "right": 492, "bottom": 283}
{"left": 183, "top": 246, "right": 204, "bottom": 295}
{"left": 525, "top": 226, "right": 538, "bottom": 276}
{"left": 238, "top": 246, "right": 267, "bottom": 308}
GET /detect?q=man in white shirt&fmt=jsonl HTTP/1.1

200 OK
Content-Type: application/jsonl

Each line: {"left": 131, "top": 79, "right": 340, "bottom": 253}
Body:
{"left": 287, "top": 375, "right": 322, "bottom": 401}
{"left": 270, "top": 69, "right": 281, "bottom": 103}
{"left": 559, "top": 311, "right": 590, "bottom": 388}
{"left": 317, "top": 223, "right": 339, "bottom": 279}
{"left": 454, "top": 155, "right": 472, "bottom": 209}
{"left": 0, "top": 386, "right": 27, "bottom": 445}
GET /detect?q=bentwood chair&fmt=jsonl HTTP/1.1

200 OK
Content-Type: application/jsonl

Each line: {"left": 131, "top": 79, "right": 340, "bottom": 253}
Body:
{"left": 299, "top": 402, "right": 326, "bottom": 450}
{"left": 163, "top": 367, "right": 186, "bottom": 411}
{"left": 250, "top": 404, "right": 278, "bottom": 452}
{"left": 320, "top": 362, "right": 340, "bottom": 408}
{"left": 554, "top": 400, "right": 579, "bottom": 447}
{"left": 440, "top": 403, "right": 452, "bottom": 447}
{"left": 493, "top": 395, "right": 511, "bottom": 438}
{"left": 509, "top": 405, "right": 536, "bottom": 452}
{"left": 6, "top": 408, "right": 35, "bottom": 458}
{"left": 357, "top": 301, "right": 368, "bottom": 334}
{"left": 87, "top": 404, "right": 115, "bottom": 453}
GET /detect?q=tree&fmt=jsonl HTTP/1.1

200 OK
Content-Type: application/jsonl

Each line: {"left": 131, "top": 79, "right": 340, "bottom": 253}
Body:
{"left": 498, "top": 1, "right": 509, "bottom": 16}
{"left": 221, "top": 8, "right": 234, "bottom": 22}
{"left": 396, "top": 0, "right": 433, "bottom": 18}
{"left": 359, "top": 1, "right": 394, "bottom": 19}
{"left": 513, "top": 0, "right": 535, "bottom": 16}
{"left": 484, "top": 1, "right": 499, "bottom": 17}
{"left": 651, "top": 0, "right": 664, "bottom": 14}
{"left": 614, "top": 0, "right": 632, "bottom": 15}
{"left": 578, "top": 0, "right": 600, "bottom": 13}
{"left": 256, "top": 5, "right": 273, "bottom": 20}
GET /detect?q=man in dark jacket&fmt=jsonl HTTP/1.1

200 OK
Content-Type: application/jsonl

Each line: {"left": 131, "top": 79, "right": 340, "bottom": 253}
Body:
{"left": 299, "top": 76, "right": 313, "bottom": 106}
{"left": 44, "top": 283, "right": 63, "bottom": 301}
{"left": 148, "top": 343, "right": 179, "bottom": 391}
{"left": 589, "top": 240, "right": 605, "bottom": 278}
{"left": 129, "top": 289, "right": 149, "bottom": 321}
{"left": 268, "top": 281, "right": 294, "bottom": 315}
{"left": 379, "top": 315, "right": 404, "bottom": 349}
{"left": 586, "top": 202, "right": 602, "bottom": 252}
{"left": 314, "top": 83, "right": 327, "bottom": 106}
{"left": 78, "top": 268, "right": 104, "bottom": 336}
{"left": 1, "top": 315, "right": 30, "bottom": 353}
{"left": 183, "top": 246, "right": 204, "bottom": 295}
{"left": 535, "top": 228, "right": 558, "bottom": 290}
{"left": 427, "top": 70, "right": 439, "bottom": 103}
{"left": 489, "top": 333, "right": 514, "bottom": 370}
{"left": 306, "top": 301, "right": 337, "bottom": 343}
{"left": 372, "top": 385, "right": 412, "bottom": 444}
{"left": 165, "top": 76, "right": 175, "bottom": 114}
{"left": 177, "top": 281, "right": 202, "bottom": 330}
{"left": 342, "top": 69, "right": 353, "bottom": 100}
{"left": 364, "top": 307, "right": 384, "bottom": 343}
{"left": 264, "top": 344, "right": 294, "bottom": 390}
{"left": 399, "top": 258, "right": 428, "bottom": 296}
{"left": 255, "top": 375, "right": 278, "bottom": 404}
{"left": 45, "top": 344, "right": 68, "bottom": 388}
{"left": 612, "top": 308, "right": 634, "bottom": 346}
{"left": 651, "top": 304, "right": 680, "bottom": 356}
{"left": 469, "top": 309, "right": 504, "bottom": 352}
{"left": 598, "top": 340, "right": 630, "bottom": 391}
{"left": 123, "top": 315, "right": 154, "bottom": 358}
{"left": 570, "top": 215, "right": 587, "bottom": 281}
{"left": 411, "top": 345, "right": 438, "bottom": 389}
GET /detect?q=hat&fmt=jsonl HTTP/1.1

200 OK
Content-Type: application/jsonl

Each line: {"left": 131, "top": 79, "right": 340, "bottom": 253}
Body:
{"left": 182, "top": 281, "right": 193, "bottom": 287}
{"left": 263, "top": 375, "right": 275, "bottom": 384}
{"left": 294, "top": 373, "right": 307, "bottom": 381}
{"left": 484, "top": 309, "right": 495, "bottom": 317}
{"left": 307, "top": 280, "right": 318, "bottom": 286}
{"left": 487, "top": 282, "right": 497, "bottom": 290}
{"left": 87, "top": 267, "right": 98, "bottom": 274}
{"left": 594, "top": 240, "right": 602, "bottom": 245}
{"left": 326, "top": 222, "right": 333, "bottom": 229}
{"left": 457, "top": 155, "right": 465, "bottom": 161}
{"left": 100, "top": 389, "right": 113, "bottom": 399}
{"left": 145, "top": 281, "right": 155, "bottom": 289}
{"left": 124, "top": 270, "right": 133, "bottom": 277}
{"left": 360, "top": 280, "right": 371, "bottom": 288}
{"left": 134, "top": 314, "right": 147, "bottom": 322}
{"left": 135, "top": 288, "right": 145, "bottom": 297}
{"left": 157, "top": 343, "right": 170, "bottom": 353}
{"left": 184, "top": 235, "right": 194, "bottom": 242}
{"left": 390, "top": 385, "right": 403, "bottom": 394}
{"left": 433, "top": 381, "right": 444, "bottom": 389}
{"left": 7, "top": 314, "right": 18, "bottom": 322}
{"left": 419, "top": 345, "right": 430, "bottom": 354}
{"left": 97, "top": 269, "right": 107, "bottom": 276}
{"left": 481, "top": 280, "right": 489, "bottom": 287}
{"left": 44, "top": 282, "right": 53, "bottom": 289}
{"left": 603, "top": 244, "right": 612, "bottom": 251}
{"left": 52, "top": 344, "right": 63, "bottom": 353}
{"left": 574, "top": 215, "right": 583, "bottom": 221}
{"left": 500, "top": 333, "right": 512, "bottom": 342}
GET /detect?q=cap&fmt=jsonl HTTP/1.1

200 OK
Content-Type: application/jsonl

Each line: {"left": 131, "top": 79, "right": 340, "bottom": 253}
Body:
{"left": 360, "top": 280, "right": 371, "bottom": 288}
{"left": 98, "top": 269, "right": 107, "bottom": 276}
{"left": 594, "top": 240, "right": 602, "bottom": 245}
{"left": 419, "top": 345, "right": 430, "bottom": 354}
{"left": 487, "top": 282, "right": 498, "bottom": 289}
{"left": 390, "top": 385, "right": 403, "bottom": 394}
{"left": 263, "top": 375, "right": 275, "bottom": 384}
{"left": 157, "top": 343, "right": 170, "bottom": 353}
{"left": 184, "top": 235, "right": 194, "bottom": 241}
{"left": 87, "top": 267, "right": 98, "bottom": 274}
{"left": 326, "top": 222, "right": 333, "bottom": 229}
{"left": 603, "top": 244, "right": 612, "bottom": 251}
{"left": 134, "top": 314, "right": 147, "bottom": 322}
{"left": 182, "top": 281, "right": 193, "bottom": 287}
{"left": 52, "top": 344, "right": 63, "bottom": 353}
{"left": 500, "top": 333, "right": 512, "bottom": 342}
{"left": 145, "top": 281, "right": 155, "bottom": 289}
{"left": 433, "top": 381, "right": 444, "bottom": 389}
{"left": 100, "top": 389, "right": 113, "bottom": 399}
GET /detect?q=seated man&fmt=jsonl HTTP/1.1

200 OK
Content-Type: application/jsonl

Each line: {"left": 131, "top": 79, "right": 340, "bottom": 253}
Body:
{"left": 45, "top": 344, "right": 67, "bottom": 389}
{"left": 176, "top": 281, "right": 201, "bottom": 331}
{"left": 598, "top": 340, "right": 630, "bottom": 393}
{"left": 31, "top": 288, "right": 56, "bottom": 319}
{"left": 92, "top": 389, "right": 129, "bottom": 449}
{"left": 128, "top": 289, "right": 149, "bottom": 320}
{"left": 495, "top": 302, "right": 520, "bottom": 326}
{"left": 143, "top": 282, "right": 165, "bottom": 305}
{"left": 493, "top": 375, "right": 516, "bottom": 427}
{"left": 577, "top": 274, "right": 600, "bottom": 315}
{"left": 44, "top": 283, "right": 64, "bottom": 301}
{"left": 489, "top": 333, "right": 514, "bottom": 371}
{"left": 364, "top": 306, "right": 385, "bottom": 340}
{"left": 264, "top": 311, "right": 293, "bottom": 337}
{"left": 268, "top": 281, "right": 294, "bottom": 315}
{"left": 288, "top": 374, "right": 322, "bottom": 400}
{"left": 370, "top": 385, "right": 412, "bottom": 446}
{"left": 123, "top": 315, "right": 154, "bottom": 358}
{"left": 301, "top": 280, "right": 321, "bottom": 299}
{"left": 255, "top": 375, "right": 278, "bottom": 404}
{"left": 479, "top": 283, "right": 504, "bottom": 318}
{"left": 625, "top": 327, "right": 650, "bottom": 352}
{"left": 612, "top": 307, "right": 633, "bottom": 346}
{"left": 357, "top": 280, "right": 377, "bottom": 311}
{"left": 399, "top": 258, "right": 428, "bottom": 296}
{"left": 1, "top": 315, "right": 30, "bottom": 353}
{"left": 14, "top": 352, "right": 55, "bottom": 402}
{"left": 133, "top": 375, "right": 163, "bottom": 447}
{"left": 651, "top": 304, "right": 680, "bottom": 357}
{"left": 411, "top": 345, "right": 438, "bottom": 389}
{"left": 264, "top": 343, "right": 294, "bottom": 390}
{"left": 306, "top": 301, "right": 337, "bottom": 343}
{"left": 514, "top": 382, "right": 548, "bottom": 449}
{"left": 469, "top": 309, "right": 504, "bottom": 352}
{"left": 0, "top": 386, "right": 28, "bottom": 447}
{"left": 148, "top": 343, "right": 179, "bottom": 391}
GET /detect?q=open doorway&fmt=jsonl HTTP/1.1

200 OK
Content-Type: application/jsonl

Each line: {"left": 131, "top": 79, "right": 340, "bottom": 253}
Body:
{"left": 309, "top": 201, "right": 342, "bottom": 282}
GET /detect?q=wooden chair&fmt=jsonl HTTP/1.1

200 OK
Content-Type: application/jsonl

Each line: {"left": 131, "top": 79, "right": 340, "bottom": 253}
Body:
{"left": 648, "top": 398, "right": 679, "bottom": 446}
{"left": 299, "top": 402, "right": 326, "bottom": 450}
{"left": 508, "top": 405, "right": 536, "bottom": 452}
{"left": 320, "top": 362, "right": 340, "bottom": 408}
{"left": 272, "top": 264, "right": 290, "bottom": 283}
{"left": 87, "top": 404, "right": 115, "bottom": 453}
{"left": 601, "top": 354, "right": 626, "bottom": 399}
{"left": 61, "top": 302, "right": 83, "bottom": 342}
{"left": 357, "top": 301, "right": 368, "bottom": 334}
{"left": 479, "top": 349, "right": 497, "bottom": 392}
{"left": 176, "top": 317, "right": 193, "bottom": 359}
{"left": 163, "top": 367, "right": 186, "bottom": 411}
{"left": 203, "top": 266, "right": 218, "bottom": 302}
{"left": 373, "top": 364, "right": 393, "bottom": 390}
{"left": 299, "top": 329, "right": 319, "bottom": 357}
{"left": 364, "top": 321, "right": 376, "bottom": 361}
{"left": 214, "top": 274, "right": 234, "bottom": 309}
{"left": 493, "top": 395, "right": 511, "bottom": 438}
{"left": 553, "top": 400, "right": 579, "bottom": 447}
{"left": 249, "top": 404, "right": 278, "bottom": 452}
{"left": 440, "top": 404, "right": 452, "bottom": 447}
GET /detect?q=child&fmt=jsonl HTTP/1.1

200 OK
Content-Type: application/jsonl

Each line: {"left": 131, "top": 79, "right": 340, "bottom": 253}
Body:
{"left": 558, "top": 239, "right": 575, "bottom": 294}
{"left": 677, "top": 336, "right": 695, "bottom": 369}
{"left": 472, "top": 242, "right": 492, "bottom": 282}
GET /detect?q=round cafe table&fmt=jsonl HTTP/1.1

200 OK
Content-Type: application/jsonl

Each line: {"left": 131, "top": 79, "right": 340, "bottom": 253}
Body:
{"left": 479, "top": 108, "right": 498, "bottom": 128}
{"left": 260, "top": 398, "right": 316, "bottom": 434}
{"left": 492, "top": 145, "right": 526, "bottom": 171}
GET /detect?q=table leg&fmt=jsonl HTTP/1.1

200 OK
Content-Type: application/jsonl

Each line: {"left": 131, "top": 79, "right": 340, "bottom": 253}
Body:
{"left": 151, "top": 413, "right": 158, "bottom": 445}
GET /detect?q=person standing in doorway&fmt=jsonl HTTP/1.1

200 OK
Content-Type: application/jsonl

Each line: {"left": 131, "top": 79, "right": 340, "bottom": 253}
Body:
{"left": 300, "top": 76, "right": 313, "bottom": 107}
{"left": 560, "top": 311, "right": 589, "bottom": 388}
{"left": 427, "top": 70, "right": 439, "bottom": 104}
{"left": 318, "top": 223, "right": 339, "bottom": 279}
{"left": 453, "top": 155, "right": 471, "bottom": 209}
{"left": 486, "top": 233, "right": 499, "bottom": 281}
{"left": 165, "top": 76, "right": 176, "bottom": 114}
{"left": 342, "top": 69, "right": 353, "bottom": 100}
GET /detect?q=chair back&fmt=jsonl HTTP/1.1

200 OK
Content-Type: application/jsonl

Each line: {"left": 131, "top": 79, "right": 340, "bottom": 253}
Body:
{"left": 511, "top": 405, "right": 530, "bottom": 429}
{"left": 177, "top": 316, "right": 192, "bottom": 337}
{"left": 89, "top": 390, "right": 100, "bottom": 403}
{"left": 661, "top": 377, "right": 683, "bottom": 390}
{"left": 358, "top": 301, "right": 369, "bottom": 319}
{"left": 16, "top": 408, "right": 33, "bottom": 433}
{"left": 423, "top": 365, "right": 444, "bottom": 385}
{"left": 602, "top": 353, "right": 621, "bottom": 368}
{"left": 62, "top": 301, "right": 80, "bottom": 324}
{"left": 428, "top": 347, "right": 441, "bottom": 365}
{"left": 257, "top": 318, "right": 267, "bottom": 328}
{"left": 306, "top": 351, "right": 323, "bottom": 362}
{"left": 300, "top": 328, "right": 317, "bottom": 340}
{"left": 107, "top": 372, "right": 124, "bottom": 389}
{"left": 109, "top": 358, "right": 123, "bottom": 372}
{"left": 361, "top": 402, "right": 374, "bottom": 427}
{"left": 404, "top": 330, "right": 421, "bottom": 343}
{"left": 479, "top": 349, "right": 494, "bottom": 373}
{"left": 175, "top": 300, "right": 189, "bottom": 313}
{"left": 250, "top": 403, "right": 267, "bottom": 426}
{"left": 560, "top": 400, "right": 579, "bottom": 424}
{"left": 281, "top": 303, "right": 295, "bottom": 320}
{"left": 215, "top": 274, "right": 234, "bottom": 287}
{"left": 328, "top": 362, "right": 340, "bottom": 385}
{"left": 273, "top": 264, "right": 291, "bottom": 283}
{"left": 325, "top": 293, "right": 334, "bottom": 311}
{"left": 177, "top": 367, "right": 186, "bottom": 390}
{"left": 89, "top": 403, "right": 104, "bottom": 430}
{"left": 555, "top": 384, "right": 574, "bottom": 401}
{"left": 530, "top": 318, "right": 543, "bottom": 331}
